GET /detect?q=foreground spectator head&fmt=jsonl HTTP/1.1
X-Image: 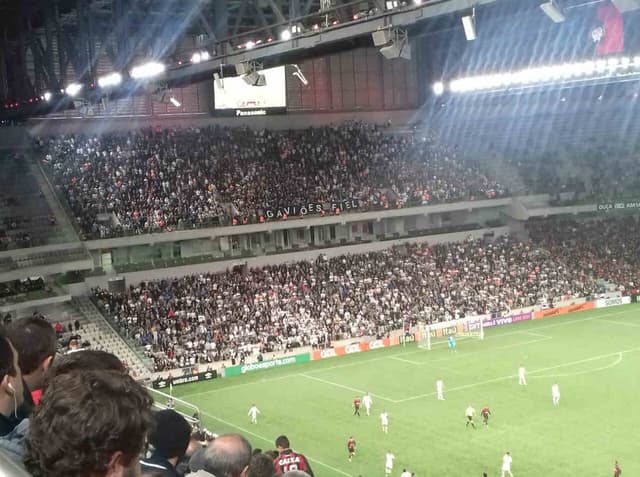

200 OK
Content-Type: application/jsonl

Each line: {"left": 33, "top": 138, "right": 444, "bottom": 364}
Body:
{"left": 24, "top": 369, "right": 153, "bottom": 477}
{"left": 141, "top": 409, "right": 191, "bottom": 473}
{"left": 0, "top": 329, "right": 23, "bottom": 436}
{"left": 247, "top": 453, "right": 277, "bottom": 477}
{"left": 6, "top": 316, "right": 56, "bottom": 405}
{"left": 42, "top": 349, "right": 126, "bottom": 391}
{"left": 189, "top": 433, "right": 252, "bottom": 477}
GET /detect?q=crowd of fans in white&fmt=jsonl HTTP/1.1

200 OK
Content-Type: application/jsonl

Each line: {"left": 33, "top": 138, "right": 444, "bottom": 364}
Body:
{"left": 90, "top": 218, "right": 640, "bottom": 372}
{"left": 38, "top": 122, "right": 506, "bottom": 238}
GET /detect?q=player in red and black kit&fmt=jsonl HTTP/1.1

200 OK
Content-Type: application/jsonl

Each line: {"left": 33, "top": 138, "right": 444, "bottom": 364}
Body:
{"left": 273, "top": 435, "right": 314, "bottom": 476}
{"left": 347, "top": 436, "right": 356, "bottom": 461}
{"left": 613, "top": 460, "right": 621, "bottom": 477}
{"left": 481, "top": 406, "right": 491, "bottom": 426}
{"left": 353, "top": 396, "right": 361, "bottom": 416}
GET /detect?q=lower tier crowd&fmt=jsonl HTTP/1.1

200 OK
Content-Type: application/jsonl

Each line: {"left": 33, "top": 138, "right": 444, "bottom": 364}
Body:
{"left": 93, "top": 217, "right": 639, "bottom": 372}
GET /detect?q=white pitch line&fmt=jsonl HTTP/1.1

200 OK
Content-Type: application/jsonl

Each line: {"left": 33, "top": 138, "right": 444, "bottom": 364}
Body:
{"left": 530, "top": 352, "right": 623, "bottom": 379}
{"left": 598, "top": 318, "right": 640, "bottom": 329}
{"left": 180, "top": 307, "right": 629, "bottom": 400}
{"left": 198, "top": 410, "right": 354, "bottom": 477}
{"left": 394, "top": 347, "right": 640, "bottom": 403}
{"left": 389, "top": 356, "right": 423, "bottom": 365}
{"left": 299, "top": 373, "right": 396, "bottom": 402}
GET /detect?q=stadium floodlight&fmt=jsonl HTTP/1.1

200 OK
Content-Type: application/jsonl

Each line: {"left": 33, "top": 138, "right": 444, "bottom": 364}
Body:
{"left": 43, "top": 91, "right": 52, "bottom": 102}
{"left": 169, "top": 96, "right": 181, "bottom": 107}
{"left": 280, "top": 29, "right": 292, "bottom": 41}
{"left": 130, "top": 61, "right": 165, "bottom": 79}
{"left": 245, "top": 41, "right": 256, "bottom": 50}
{"left": 97, "top": 72, "right": 122, "bottom": 88}
{"left": 461, "top": 11, "right": 476, "bottom": 41}
{"left": 540, "top": 0, "right": 566, "bottom": 22}
{"left": 292, "top": 65, "right": 308, "bottom": 85}
{"left": 385, "top": 0, "right": 399, "bottom": 9}
{"left": 432, "top": 82, "right": 444, "bottom": 96}
{"left": 65, "top": 82, "right": 83, "bottom": 97}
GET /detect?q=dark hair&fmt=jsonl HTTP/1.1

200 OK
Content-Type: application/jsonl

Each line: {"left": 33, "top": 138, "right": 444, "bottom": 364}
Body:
{"left": 42, "top": 350, "right": 125, "bottom": 391}
{"left": 247, "top": 453, "right": 277, "bottom": 477}
{"left": 24, "top": 369, "right": 153, "bottom": 477}
{"left": 149, "top": 410, "right": 192, "bottom": 459}
{"left": 198, "top": 433, "right": 252, "bottom": 477}
{"left": 7, "top": 316, "right": 56, "bottom": 375}
{"left": 0, "top": 328, "right": 17, "bottom": 381}
{"left": 275, "top": 435, "right": 290, "bottom": 449}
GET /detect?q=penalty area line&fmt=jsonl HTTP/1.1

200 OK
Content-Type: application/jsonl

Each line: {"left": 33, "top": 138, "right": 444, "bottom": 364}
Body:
{"left": 395, "top": 347, "right": 640, "bottom": 403}
{"left": 199, "top": 410, "right": 354, "bottom": 477}
{"left": 299, "top": 373, "right": 396, "bottom": 402}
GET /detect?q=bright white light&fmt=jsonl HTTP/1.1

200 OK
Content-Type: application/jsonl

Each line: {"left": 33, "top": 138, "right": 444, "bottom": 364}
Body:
{"left": 608, "top": 58, "right": 619, "bottom": 69}
{"left": 245, "top": 41, "right": 255, "bottom": 50}
{"left": 595, "top": 60, "right": 607, "bottom": 72}
{"left": 201, "top": 51, "right": 210, "bottom": 61}
{"left": 43, "top": 92, "right": 52, "bottom": 102}
{"left": 130, "top": 62, "right": 165, "bottom": 79}
{"left": 432, "top": 82, "right": 444, "bottom": 96}
{"left": 280, "top": 29, "right": 291, "bottom": 41}
{"left": 65, "top": 83, "right": 83, "bottom": 97}
{"left": 97, "top": 72, "right": 122, "bottom": 88}
{"left": 620, "top": 57, "right": 631, "bottom": 68}
{"left": 169, "top": 97, "right": 181, "bottom": 107}
{"left": 414, "top": 0, "right": 422, "bottom": 4}
{"left": 191, "top": 52, "right": 202, "bottom": 63}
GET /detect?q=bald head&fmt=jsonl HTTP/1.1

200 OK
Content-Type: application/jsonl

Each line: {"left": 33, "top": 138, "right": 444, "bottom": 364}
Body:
{"left": 192, "top": 433, "right": 252, "bottom": 477}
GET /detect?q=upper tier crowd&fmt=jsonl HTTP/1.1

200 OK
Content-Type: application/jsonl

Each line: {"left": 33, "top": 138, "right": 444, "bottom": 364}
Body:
{"left": 93, "top": 228, "right": 604, "bottom": 371}
{"left": 38, "top": 123, "right": 506, "bottom": 239}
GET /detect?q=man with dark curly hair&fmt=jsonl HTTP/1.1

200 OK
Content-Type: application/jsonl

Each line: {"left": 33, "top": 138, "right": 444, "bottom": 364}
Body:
{"left": 24, "top": 368, "right": 153, "bottom": 477}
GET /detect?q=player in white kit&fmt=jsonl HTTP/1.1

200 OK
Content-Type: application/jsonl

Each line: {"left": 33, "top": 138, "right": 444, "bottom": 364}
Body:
{"left": 501, "top": 451, "right": 513, "bottom": 477}
{"left": 385, "top": 451, "right": 395, "bottom": 476}
{"left": 552, "top": 383, "right": 560, "bottom": 406}
{"left": 518, "top": 366, "right": 527, "bottom": 385}
{"left": 436, "top": 379, "right": 444, "bottom": 400}
{"left": 248, "top": 404, "right": 260, "bottom": 424}
{"left": 380, "top": 410, "right": 389, "bottom": 434}
{"left": 362, "top": 392, "right": 373, "bottom": 416}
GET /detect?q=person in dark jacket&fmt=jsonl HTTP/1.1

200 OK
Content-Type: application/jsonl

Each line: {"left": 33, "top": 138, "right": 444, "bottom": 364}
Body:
{"left": 141, "top": 410, "right": 192, "bottom": 477}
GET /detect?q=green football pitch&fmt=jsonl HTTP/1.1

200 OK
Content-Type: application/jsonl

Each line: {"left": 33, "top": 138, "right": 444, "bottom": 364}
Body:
{"left": 172, "top": 304, "right": 640, "bottom": 477}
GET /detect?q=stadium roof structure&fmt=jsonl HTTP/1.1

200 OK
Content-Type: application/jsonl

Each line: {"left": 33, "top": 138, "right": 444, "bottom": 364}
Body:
{"left": 0, "top": 0, "right": 511, "bottom": 118}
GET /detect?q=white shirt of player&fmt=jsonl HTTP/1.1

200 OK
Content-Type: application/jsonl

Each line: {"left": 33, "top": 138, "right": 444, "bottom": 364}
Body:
{"left": 501, "top": 452, "right": 513, "bottom": 477}
{"left": 363, "top": 393, "right": 373, "bottom": 415}
{"left": 552, "top": 383, "right": 560, "bottom": 405}
{"left": 518, "top": 366, "right": 527, "bottom": 385}
{"left": 400, "top": 471, "right": 412, "bottom": 477}
{"left": 248, "top": 405, "right": 260, "bottom": 423}
{"left": 380, "top": 411, "right": 389, "bottom": 426}
{"left": 385, "top": 452, "right": 395, "bottom": 473}
{"left": 436, "top": 379, "right": 444, "bottom": 400}
{"left": 465, "top": 405, "right": 475, "bottom": 418}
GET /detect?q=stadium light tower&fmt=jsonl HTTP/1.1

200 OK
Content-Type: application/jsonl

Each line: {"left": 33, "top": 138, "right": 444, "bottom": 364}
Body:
{"left": 461, "top": 9, "right": 476, "bottom": 41}
{"left": 130, "top": 62, "right": 166, "bottom": 79}
{"left": 432, "top": 82, "right": 444, "bottom": 96}
{"left": 540, "top": 0, "right": 566, "bottom": 22}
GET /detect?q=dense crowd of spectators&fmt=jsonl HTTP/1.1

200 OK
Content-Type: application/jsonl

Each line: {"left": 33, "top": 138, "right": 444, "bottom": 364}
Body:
{"left": 512, "top": 143, "right": 640, "bottom": 201}
{"left": 93, "top": 233, "right": 597, "bottom": 371}
{"left": 38, "top": 123, "right": 506, "bottom": 238}
{"left": 528, "top": 216, "right": 640, "bottom": 295}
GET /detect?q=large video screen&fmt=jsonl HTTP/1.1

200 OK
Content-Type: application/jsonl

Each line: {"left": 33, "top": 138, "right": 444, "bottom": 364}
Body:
{"left": 213, "top": 66, "right": 286, "bottom": 116}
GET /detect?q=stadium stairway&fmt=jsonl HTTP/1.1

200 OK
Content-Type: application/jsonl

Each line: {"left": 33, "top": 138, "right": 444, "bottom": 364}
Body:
{"left": 70, "top": 297, "right": 152, "bottom": 379}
